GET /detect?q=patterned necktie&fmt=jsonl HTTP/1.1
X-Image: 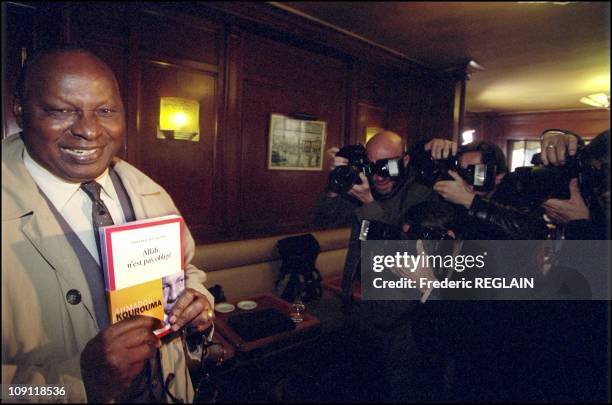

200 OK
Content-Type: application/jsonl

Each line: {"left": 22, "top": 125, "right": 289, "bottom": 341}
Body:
{"left": 81, "top": 181, "right": 115, "bottom": 262}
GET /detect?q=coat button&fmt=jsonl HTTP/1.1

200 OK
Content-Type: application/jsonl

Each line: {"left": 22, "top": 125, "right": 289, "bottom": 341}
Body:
{"left": 66, "top": 289, "right": 82, "bottom": 305}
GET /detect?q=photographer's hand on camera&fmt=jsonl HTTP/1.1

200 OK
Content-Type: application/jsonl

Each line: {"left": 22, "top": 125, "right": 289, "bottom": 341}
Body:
{"left": 314, "top": 146, "right": 362, "bottom": 227}
{"left": 541, "top": 131, "right": 579, "bottom": 166}
{"left": 542, "top": 178, "right": 590, "bottom": 224}
{"left": 433, "top": 170, "right": 476, "bottom": 208}
{"left": 347, "top": 172, "right": 375, "bottom": 204}
{"left": 424, "top": 138, "right": 458, "bottom": 160}
{"left": 327, "top": 146, "right": 347, "bottom": 169}
{"left": 326, "top": 146, "right": 348, "bottom": 197}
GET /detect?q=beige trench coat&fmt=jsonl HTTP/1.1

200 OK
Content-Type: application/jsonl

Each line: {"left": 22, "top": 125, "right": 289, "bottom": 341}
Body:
{"left": 2, "top": 134, "right": 212, "bottom": 402}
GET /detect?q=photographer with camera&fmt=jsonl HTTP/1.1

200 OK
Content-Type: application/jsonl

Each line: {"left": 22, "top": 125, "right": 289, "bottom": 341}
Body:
{"left": 430, "top": 140, "right": 548, "bottom": 240}
{"left": 315, "top": 131, "right": 454, "bottom": 227}
{"left": 539, "top": 128, "right": 610, "bottom": 240}
{"left": 313, "top": 131, "right": 455, "bottom": 401}
{"left": 532, "top": 128, "right": 610, "bottom": 402}
{"left": 315, "top": 131, "right": 454, "bottom": 306}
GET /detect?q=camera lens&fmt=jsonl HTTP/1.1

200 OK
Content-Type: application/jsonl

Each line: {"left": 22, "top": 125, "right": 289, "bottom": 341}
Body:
{"left": 329, "top": 165, "right": 361, "bottom": 193}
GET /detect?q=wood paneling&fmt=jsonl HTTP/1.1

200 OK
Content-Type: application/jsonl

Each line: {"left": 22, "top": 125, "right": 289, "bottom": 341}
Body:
{"left": 466, "top": 109, "right": 611, "bottom": 159}
{"left": 135, "top": 8, "right": 222, "bottom": 67}
{"left": 2, "top": 3, "right": 34, "bottom": 138}
{"left": 200, "top": 1, "right": 432, "bottom": 75}
{"left": 2, "top": 2, "right": 65, "bottom": 138}
{"left": 130, "top": 61, "right": 219, "bottom": 236}
{"left": 234, "top": 33, "right": 347, "bottom": 237}
{"left": 356, "top": 102, "right": 386, "bottom": 144}
{"left": 493, "top": 110, "right": 610, "bottom": 140}
{"left": 3, "top": 2, "right": 459, "bottom": 242}
{"left": 67, "top": 2, "right": 130, "bottom": 47}
{"left": 419, "top": 77, "right": 457, "bottom": 142}
{"left": 351, "top": 64, "right": 436, "bottom": 147}
{"left": 127, "top": 8, "right": 225, "bottom": 242}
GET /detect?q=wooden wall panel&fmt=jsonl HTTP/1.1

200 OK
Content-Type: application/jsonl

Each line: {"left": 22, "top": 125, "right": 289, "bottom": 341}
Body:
{"left": 241, "top": 34, "right": 347, "bottom": 93}
{"left": 233, "top": 33, "right": 348, "bottom": 237}
{"left": 419, "top": 78, "right": 456, "bottom": 142}
{"left": 2, "top": 3, "right": 34, "bottom": 138}
{"left": 352, "top": 64, "right": 392, "bottom": 145}
{"left": 351, "top": 64, "right": 445, "bottom": 148}
{"left": 466, "top": 109, "right": 610, "bottom": 159}
{"left": 68, "top": 2, "right": 130, "bottom": 47}
{"left": 3, "top": 2, "right": 459, "bottom": 242}
{"left": 494, "top": 110, "right": 610, "bottom": 141}
{"left": 131, "top": 60, "right": 219, "bottom": 239}
{"left": 127, "top": 8, "right": 225, "bottom": 242}
{"left": 2, "top": 2, "right": 65, "bottom": 139}
{"left": 388, "top": 76, "right": 430, "bottom": 148}
{"left": 356, "top": 102, "right": 386, "bottom": 144}
{"left": 135, "top": 9, "right": 221, "bottom": 67}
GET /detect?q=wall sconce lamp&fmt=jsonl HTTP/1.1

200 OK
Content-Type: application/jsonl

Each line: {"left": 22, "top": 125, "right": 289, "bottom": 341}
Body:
{"left": 158, "top": 97, "right": 200, "bottom": 141}
{"left": 579, "top": 93, "right": 610, "bottom": 109}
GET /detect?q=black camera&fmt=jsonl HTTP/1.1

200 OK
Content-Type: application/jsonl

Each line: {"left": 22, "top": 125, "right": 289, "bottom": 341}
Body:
{"left": 328, "top": 144, "right": 406, "bottom": 193}
{"left": 411, "top": 150, "right": 497, "bottom": 192}
{"left": 510, "top": 128, "right": 612, "bottom": 205}
{"left": 514, "top": 149, "right": 588, "bottom": 204}
{"left": 410, "top": 150, "right": 457, "bottom": 187}
{"left": 328, "top": 144, "right": 370, "bottom": 193}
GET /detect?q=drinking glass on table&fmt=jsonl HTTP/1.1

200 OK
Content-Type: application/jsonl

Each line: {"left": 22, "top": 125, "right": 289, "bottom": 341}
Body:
{"left": 289, "top": 298, "right": 306, "bottom": 323}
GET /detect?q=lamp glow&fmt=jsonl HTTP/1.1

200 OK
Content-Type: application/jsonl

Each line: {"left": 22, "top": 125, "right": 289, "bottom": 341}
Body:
{"left": 159, "top": 97, "right": 199, "bottom": 133}
{"left": 171, "top": 111, "right": 188, "bottom": 128}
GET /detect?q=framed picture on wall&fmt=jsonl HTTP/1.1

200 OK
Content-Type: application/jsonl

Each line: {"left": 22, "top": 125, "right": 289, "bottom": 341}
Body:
{"left": 268, "top": 113, "right": 327, "bottom": 171}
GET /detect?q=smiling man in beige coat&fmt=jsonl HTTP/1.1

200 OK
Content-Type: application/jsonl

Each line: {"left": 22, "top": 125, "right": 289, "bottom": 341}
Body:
{"left": 2, "top": 45, "right": 214, "bottom": 403}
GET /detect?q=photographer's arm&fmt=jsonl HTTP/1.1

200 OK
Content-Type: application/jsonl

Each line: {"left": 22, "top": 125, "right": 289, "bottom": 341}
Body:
{"left": 325, "top": 146, "right": 347, "bottom": 198}
{"left": 351, "top": 173, "right": 385, "bottom": 221}
{"left": 467, "top": 196, "right": 548, "bottom": 239}
{"left": 435, "top": 171, "right": 548, "bottom": 239}
{"left": 314, "top": 191, "right": 360, "bottom": 227}
{"left": 314, "top": 146, "right": 361, "bottom": 227}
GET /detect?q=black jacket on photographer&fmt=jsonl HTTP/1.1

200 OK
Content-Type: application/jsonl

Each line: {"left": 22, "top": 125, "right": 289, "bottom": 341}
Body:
{"left": 458, "top": 170, "right": 549, "bottom": 240}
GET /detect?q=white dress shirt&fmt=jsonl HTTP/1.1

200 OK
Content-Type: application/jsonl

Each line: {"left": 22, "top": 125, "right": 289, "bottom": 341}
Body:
{"left": 24, "top": 148, "right": 126, "bottom": 264}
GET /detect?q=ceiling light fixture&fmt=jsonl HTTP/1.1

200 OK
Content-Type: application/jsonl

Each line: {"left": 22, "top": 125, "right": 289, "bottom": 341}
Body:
{"left": 579, "top": 93, "right": 610, "bottom": 109}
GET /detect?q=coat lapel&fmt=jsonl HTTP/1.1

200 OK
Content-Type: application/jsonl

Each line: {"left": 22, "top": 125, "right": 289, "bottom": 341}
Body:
{"left": 21, "top": 209, "right": 98, "bottom": 315}
{"left": 112, "top": 160, "right": 167, "bottom": 220}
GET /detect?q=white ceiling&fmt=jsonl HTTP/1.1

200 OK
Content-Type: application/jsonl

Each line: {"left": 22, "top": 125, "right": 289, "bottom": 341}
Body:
{"left": 274, "top": 1, "right": 610, "bottom": 113}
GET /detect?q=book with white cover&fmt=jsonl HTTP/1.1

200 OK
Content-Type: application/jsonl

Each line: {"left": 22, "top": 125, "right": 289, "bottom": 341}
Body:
{"left": 99, "top": 214, "right": 185, "bottom": 337}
